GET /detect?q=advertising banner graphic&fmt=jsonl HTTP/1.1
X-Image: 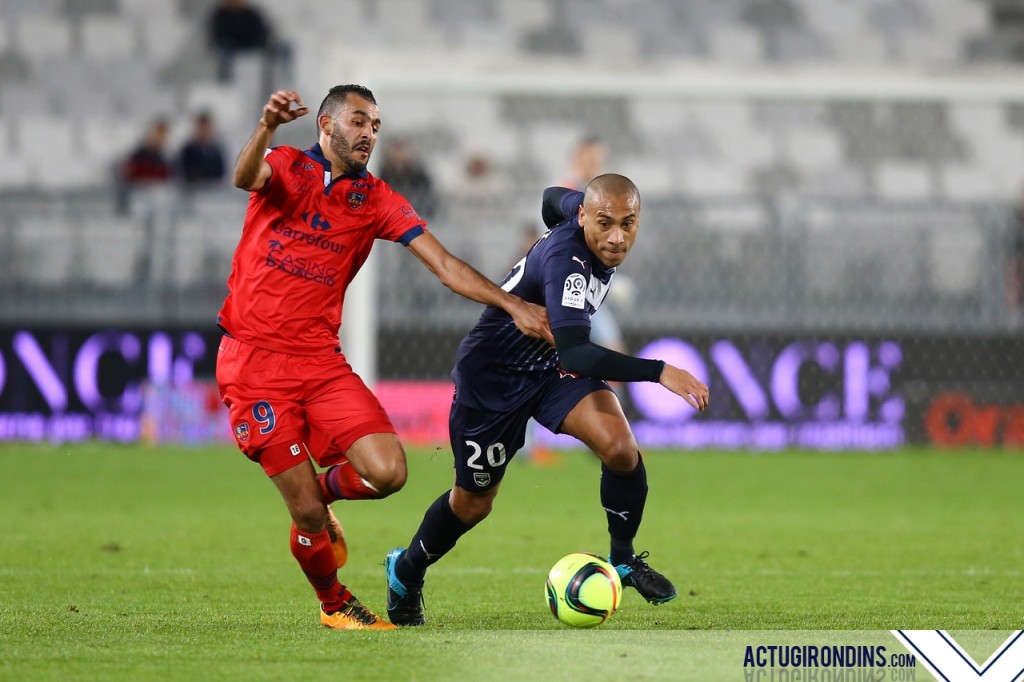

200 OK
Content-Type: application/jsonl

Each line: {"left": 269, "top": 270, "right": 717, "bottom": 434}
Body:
{"left": 0, "top": 327, "right": 1020, "bottom": 449}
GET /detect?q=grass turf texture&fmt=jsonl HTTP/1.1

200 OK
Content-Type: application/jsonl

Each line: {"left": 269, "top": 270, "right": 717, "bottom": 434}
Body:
{"left": 1, "top": 443, "right": 1022, "bottom": 681}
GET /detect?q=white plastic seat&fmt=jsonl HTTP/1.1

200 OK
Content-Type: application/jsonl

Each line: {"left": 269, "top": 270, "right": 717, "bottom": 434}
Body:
{"left": 81, "top": 16, "right": 137, "bottom": 60}
{"left": 76, "top": 216, "right": 144, "bottom": 287}
{"left": 137, "top": 12, "right": 190, "bottom": 65}
{"left": 876, "top": 161, "right": 932, "bottom": 200}
{"left": 0, "top": 0, "right": 60, "bottom": 16}
{"left": 15, "top": 14, "right": 71, "bottom": 60}
{"left": 13, "top": 218, "right": 75, "bottom": 286}
{"left": 929, "top": 227, "right": 982, "bottom": 295}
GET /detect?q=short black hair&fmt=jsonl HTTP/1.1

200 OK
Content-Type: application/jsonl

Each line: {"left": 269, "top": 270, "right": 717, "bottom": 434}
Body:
{"left": 584, "top": 173, "right": 640, "bottom": 206}
{"left": 317, "top": 84, "right": 377, "bottom": 121}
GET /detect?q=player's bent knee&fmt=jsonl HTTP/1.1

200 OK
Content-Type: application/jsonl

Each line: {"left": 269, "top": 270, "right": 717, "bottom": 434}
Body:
{"left": 364, "top": 457, "right": 407, "bottom": 496}
{"left": 290, "top": 499, "right": 328, "bottom": 532}
{"left": 374, "top": 464, "right": 407, "bottom": 496}
{"left": 596, "top": 437, "right": 640, "bottom": 472}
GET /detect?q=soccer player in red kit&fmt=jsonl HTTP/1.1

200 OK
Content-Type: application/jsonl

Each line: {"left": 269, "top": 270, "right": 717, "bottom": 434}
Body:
{"left": 216, "top": 85, "right": 552, "bottom": 630}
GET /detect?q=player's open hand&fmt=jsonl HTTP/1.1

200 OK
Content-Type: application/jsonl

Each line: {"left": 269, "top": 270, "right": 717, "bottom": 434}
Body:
{"left": 511, "top": 301, "right": 554, "bottom": 345}
{"left": 659, "top": 364, "right": 709, "bottom": 411}
{"left": 260, "top": 90, "right": 309, "bottom": 129}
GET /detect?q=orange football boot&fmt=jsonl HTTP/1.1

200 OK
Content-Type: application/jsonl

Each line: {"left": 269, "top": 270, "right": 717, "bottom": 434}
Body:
{"left": 320, "top": 596, "right": 397, "bottom": 630}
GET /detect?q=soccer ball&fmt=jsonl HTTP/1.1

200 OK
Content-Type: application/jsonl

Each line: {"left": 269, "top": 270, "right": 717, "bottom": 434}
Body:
{"left": 545, "top": 552, "right": 622, "bottom": 628}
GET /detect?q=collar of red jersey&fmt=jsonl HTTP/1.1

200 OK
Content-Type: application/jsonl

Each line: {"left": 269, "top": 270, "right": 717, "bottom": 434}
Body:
{"left": 305, "top": 143, "right": 370, "bottom": 184}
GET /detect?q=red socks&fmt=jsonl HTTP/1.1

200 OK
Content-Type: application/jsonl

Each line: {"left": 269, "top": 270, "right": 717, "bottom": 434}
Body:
{"left": 317, "top": 458, "right": 381, "bottom": 503}
{"left": 297, "top": 457, "right": 379, "bottom": 612}
{"left": 289, "top": 524, "right": 350, "bottom": 613}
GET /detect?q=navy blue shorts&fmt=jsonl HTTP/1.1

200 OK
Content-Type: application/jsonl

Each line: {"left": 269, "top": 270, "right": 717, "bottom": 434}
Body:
{"left": 450, "top": 374, "right": 611, "bottom": 492}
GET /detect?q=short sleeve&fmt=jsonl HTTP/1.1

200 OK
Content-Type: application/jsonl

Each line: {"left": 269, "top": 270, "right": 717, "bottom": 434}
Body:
{"left": 376, "top": 183, "right": 428, "bottom": 244}
{"left": 258, "top": 146, "right": 292, "bottom": 192}
{"left": 541, "top": 244, "right": 593, "bottom": 330}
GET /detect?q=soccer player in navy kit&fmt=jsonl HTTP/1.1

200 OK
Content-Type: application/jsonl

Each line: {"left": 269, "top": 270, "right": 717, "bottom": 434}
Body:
{"left": 385, "top": 173, "right": 710, "bottom": 626}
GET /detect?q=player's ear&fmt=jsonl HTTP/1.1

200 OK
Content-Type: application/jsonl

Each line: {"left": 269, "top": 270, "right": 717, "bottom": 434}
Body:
{"left": 577, "top": 203, "right": 585, "bottom": 226}
{"left": 318, "top": 114, "right": 332, "bottom": 136}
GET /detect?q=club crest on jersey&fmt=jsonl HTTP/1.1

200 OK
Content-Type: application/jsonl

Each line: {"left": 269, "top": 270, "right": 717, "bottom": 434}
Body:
{"left": 562, "top": 273, "right": 587, "bottom": 309}
{"left": 234, "top": 422, "right": 250, "bottom": 443}
{"left": 347, "top": 190, "right": 367, "bottom": 210}
{"left": 473, "top": 472, "right": 491, "bottom": 487}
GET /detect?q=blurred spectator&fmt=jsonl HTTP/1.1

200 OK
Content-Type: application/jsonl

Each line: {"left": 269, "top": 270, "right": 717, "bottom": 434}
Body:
{"left": 178, "top": 111, "right": 226, "bottom": 185}
{"left": 121, "top": 118, "right": 172, "bottom": 185}
{"left": 117, "top": 118, "right": 175, "bottom": 271}
{"left": 208, "top": 0, "right": 291, "bottom": 87}
{"left": 462, "top": 152, "right": 503, "bottom": 194}
{"left": 557, "top": 135, "right": 608, "bottom": 191}
{"left": 378, "top": 137, "right": 438, "bottom": 220}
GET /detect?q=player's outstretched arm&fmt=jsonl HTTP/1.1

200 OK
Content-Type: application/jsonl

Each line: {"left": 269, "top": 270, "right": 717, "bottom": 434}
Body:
{"left": 553, "top": 326, "right": 709, "bottom": 411}
{"left": 233, "top": 90, "right": 309, "bottom": 191}
{"left": 407, "top": 232, "right": 553, "bottom": 344}
{"left": 658, "top": 363, "right": 710, "bottom": 412}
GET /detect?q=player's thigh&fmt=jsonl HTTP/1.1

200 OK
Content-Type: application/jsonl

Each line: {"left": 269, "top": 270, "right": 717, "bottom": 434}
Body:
{"left": 449, "top": 400, "right": 531, "bottom": 494}
{"left": 216, "top": 337, "right": 310, "bottom": 477}
{"left": 540, "top": 378, "right": 639, "bottom": 468}
{"left": 304, "top": 356, "right": 397, "bottom": 467}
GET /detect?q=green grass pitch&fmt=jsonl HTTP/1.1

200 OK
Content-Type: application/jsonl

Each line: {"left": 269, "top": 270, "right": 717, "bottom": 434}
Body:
{"left": 1, "top": 442, "right": 1022, "bottom": 681}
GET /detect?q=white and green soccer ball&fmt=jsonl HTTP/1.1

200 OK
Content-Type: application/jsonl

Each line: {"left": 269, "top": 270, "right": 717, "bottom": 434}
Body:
{"left": 545, "top": 552, "right": 622, "bottom": 628}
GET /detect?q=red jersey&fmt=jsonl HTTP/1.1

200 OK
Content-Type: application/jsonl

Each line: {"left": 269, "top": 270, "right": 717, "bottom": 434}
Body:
{"left": 218, "top": 143, "right": 427, "bottom": 354}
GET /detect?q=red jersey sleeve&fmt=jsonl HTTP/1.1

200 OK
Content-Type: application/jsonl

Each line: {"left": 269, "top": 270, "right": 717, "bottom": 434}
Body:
{"left": 257, "top": 146, "right": 296, "bottom": 195}
{"left": 374, "top": 181, "right": 428, "bottom": 245}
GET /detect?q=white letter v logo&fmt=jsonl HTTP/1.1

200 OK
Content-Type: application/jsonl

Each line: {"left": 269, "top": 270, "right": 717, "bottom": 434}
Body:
{"left": 892, "top": 630, "right": 1024, "bottom": 681}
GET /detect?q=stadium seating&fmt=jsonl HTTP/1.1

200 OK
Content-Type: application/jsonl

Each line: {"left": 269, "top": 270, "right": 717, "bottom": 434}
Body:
{"left": 0, "top": 0, "right": 1014, "bottom": 198}
{"left": 0, "top": 0, "right": 1021, "bottom": 333}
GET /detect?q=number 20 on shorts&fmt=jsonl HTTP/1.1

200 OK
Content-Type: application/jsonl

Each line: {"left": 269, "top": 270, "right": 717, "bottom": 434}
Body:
{"left": 465, "top": 440, "right": 507, "bottom": 469}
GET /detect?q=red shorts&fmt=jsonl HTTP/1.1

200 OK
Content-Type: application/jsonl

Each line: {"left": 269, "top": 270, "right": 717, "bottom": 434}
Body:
{"left": 216, "top": 336, "right": 396, "bottom": 477}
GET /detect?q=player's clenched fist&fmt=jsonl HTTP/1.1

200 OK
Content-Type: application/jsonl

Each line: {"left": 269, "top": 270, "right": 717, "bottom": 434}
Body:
{"left": 260, "top": 90, "right": 309, "bottom": 129}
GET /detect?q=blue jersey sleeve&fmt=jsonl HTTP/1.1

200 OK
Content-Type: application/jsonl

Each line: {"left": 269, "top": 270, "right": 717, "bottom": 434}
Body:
{"left": 541, "top": 243, "right": 593, "bottom": 330}
{"left": 541, "top": 187, "right": 584, "bottom": 228}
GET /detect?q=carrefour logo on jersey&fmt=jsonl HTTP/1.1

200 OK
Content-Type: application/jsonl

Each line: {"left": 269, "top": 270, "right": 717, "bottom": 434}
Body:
{"left": 269, "top": 218, "right": 347, "bottom": 255}
{"left": 303, "top": 212, "right": 331, "bottom": 231}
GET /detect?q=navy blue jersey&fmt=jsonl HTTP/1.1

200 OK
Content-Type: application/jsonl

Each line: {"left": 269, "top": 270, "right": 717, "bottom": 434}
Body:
{"left": 452, "top": 190, "right": 615, "bottom": 412}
